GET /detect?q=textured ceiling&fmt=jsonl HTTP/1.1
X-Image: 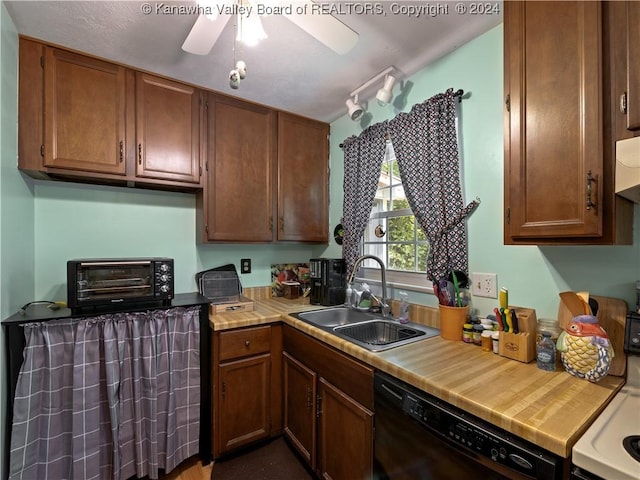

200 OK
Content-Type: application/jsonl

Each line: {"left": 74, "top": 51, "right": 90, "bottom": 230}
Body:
{"left": 5, "top": 1, "right": 502, "bottom": 122}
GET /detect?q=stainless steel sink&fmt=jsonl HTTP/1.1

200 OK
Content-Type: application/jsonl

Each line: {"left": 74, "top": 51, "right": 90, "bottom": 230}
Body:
{"left": 295, "top": 306, "right": 377, "bottom": 327}
{"left": 292, "top": 307, "right": 439, "bottom": 352}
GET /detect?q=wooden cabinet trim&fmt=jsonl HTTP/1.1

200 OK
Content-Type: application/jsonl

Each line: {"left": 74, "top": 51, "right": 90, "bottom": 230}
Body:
{"left": 283, "top": 325, "right": 373, "bottom": 411}
{"left": 218, "top": 324, "right": 272, "bottom": 361}
{"left": 44, "top": 47, "right": 127, "bottom": 175}
{"left": 217, "top": 353, "right": 271, "bottom": 454}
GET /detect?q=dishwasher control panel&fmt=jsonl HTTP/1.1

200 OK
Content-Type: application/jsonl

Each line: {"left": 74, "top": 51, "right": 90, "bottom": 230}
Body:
{"left": 397, "top": 384, "right": 561, "bottom": 479}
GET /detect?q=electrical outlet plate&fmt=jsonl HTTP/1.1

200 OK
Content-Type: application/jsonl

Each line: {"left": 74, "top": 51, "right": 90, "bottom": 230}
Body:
{"left": 241, "top": 258, "right": 251, "bottom": 274}
{"left": 471, "top": 273, "right": 498, "bottom": 298}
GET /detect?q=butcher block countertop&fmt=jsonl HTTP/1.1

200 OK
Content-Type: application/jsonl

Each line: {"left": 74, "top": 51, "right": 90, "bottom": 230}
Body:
{"left": 209, "top": 294, "right": 625, "bottom": 458}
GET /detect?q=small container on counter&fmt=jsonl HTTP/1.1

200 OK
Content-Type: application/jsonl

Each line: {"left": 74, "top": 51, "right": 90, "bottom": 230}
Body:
{"left": 472, "top": 324, "right": 484, "bottom": 345}
{"left": 462, "top": 323, "right": 474, "bottom": 343}
{"left": 491, "top": 331, "right": 499, "bottom": 354}
{"left": 481, "top": 330, "right": 493, "bottom": 352}
{"left": 536, "top": 331, "right": 556, "bottom": 371}
{"left": 536, "top": 318, "right": 561, "bottom": 344}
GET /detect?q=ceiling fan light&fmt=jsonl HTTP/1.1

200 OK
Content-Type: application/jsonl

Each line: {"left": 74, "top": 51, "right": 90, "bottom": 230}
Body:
{"left": 237, "top": 13, "right": 268, "bottom": 47}
{"left": 197, "top": 0, "right": 224, "bottom": 21}
{"left": 376, "top": 74, "right": 396, "bottom": 106}
{"left": 346, "top": 98, "right": 364, "bottom": 121}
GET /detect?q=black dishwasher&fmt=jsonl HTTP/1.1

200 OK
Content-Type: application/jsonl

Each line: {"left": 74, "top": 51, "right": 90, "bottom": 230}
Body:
{"left": 373, "top": 372, "right": 565, "bottom": 480}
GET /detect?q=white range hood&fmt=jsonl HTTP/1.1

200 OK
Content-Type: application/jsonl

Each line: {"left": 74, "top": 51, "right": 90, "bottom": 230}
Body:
{"left": 616, "top": 136, "right": 640, "bottom": 203}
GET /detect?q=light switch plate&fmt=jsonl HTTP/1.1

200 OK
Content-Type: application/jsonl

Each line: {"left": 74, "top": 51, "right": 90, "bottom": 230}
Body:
{"left": 471, "top": 273, "right": 497, "bottom": 298}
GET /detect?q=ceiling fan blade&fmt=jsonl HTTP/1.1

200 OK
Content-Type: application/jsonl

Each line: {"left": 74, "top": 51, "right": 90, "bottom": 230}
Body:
{"left": 182, "top": 14, "right": 231, "bottom": 55}
{"left": 285, "top": 0, "right": 358, "bottom": 55}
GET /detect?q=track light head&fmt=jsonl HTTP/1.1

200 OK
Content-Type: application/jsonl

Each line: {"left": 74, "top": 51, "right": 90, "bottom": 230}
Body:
{"left": 346, "top": 97, "right": 364, "bottom": 121}
{"left": 376, "top": 74, "right": 396, "bottom": 106}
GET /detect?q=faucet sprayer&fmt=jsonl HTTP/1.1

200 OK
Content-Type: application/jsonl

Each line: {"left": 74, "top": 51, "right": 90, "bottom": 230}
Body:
{"left": 346, "top": 255, "right": 390, "bottom": 317}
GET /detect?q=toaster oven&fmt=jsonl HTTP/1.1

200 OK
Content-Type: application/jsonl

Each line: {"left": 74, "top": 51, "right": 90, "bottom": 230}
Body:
{"left": 67, "top": 258, "right": 174, "bottom": 313}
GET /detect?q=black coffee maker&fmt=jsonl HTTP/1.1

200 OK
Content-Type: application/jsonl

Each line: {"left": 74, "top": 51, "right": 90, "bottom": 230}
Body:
{"left": 309, "top": 258, "right": 346, "bottom": 306}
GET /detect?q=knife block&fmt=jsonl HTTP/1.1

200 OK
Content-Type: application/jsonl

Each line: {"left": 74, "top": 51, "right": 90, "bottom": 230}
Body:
{"left": 498, "top": 307, "right": 537, "bottom": 363}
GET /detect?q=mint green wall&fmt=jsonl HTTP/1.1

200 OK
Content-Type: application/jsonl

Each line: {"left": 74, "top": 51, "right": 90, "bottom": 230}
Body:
{"left": 324, "top": 25, "right": 640, "bottom": 319}
{"left": 33, "top": 182, "right": 326, "bottom": 299}
{"left": 1, "top": 5, "right": 32, "bottom": 478}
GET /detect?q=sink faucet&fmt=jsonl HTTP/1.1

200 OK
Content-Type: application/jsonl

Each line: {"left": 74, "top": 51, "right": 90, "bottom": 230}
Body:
{"left": 346, "top": 255, "right": 390, "bottom": 317}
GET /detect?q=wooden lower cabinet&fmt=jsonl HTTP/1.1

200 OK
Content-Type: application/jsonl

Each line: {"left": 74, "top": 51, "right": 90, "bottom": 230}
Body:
{"left": 212, "top": 324, "right": 282, "bottom": 458}
{"left": 283, "top": 326, "right": 374, "bottom": 480}
{"left": 318, "top": 378, "right": 374, "bottom": 480}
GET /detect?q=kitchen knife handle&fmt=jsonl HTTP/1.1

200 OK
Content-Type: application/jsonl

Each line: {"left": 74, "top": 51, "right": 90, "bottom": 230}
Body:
{"left": 510, "top": 308, "right": 519, "bottom": 334}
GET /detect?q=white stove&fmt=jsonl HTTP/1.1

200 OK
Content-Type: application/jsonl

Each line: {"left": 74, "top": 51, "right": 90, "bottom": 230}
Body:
{"left": 572, "top": 312, "right": 640, "bottom": 480}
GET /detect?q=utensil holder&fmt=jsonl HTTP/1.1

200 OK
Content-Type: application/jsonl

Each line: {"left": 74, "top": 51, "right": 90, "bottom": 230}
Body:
{"left": 498, "top": 306, "right": 537, "bottom": 363}
{"left": 439, "top": 304, "right": 469, "bottom": 341}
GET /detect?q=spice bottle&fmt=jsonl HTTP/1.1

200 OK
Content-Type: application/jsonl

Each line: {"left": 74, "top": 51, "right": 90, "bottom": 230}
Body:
{"left": 491, "top": 331, "right": 499, "bottom": 354}
{"left": 472, "top": 324, "right": 484, "bottom": 345}
{"left": 481, "top": 330, "right": 492, "bottom": 352}
{"left": 462, "top": 323, "right": 474, "bottom": 343}
{"left": 536, "top": 331, "right": 556, "bottom": 371}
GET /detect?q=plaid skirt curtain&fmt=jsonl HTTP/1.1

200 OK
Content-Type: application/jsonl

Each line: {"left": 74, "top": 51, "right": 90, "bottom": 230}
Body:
{"left": 388, "top": 89, "right": 479, "bottom": 281}
{"left": 9, "top": 306, "right": 201, "bottom": 480}
{"left": 341, "top": 122, "right": 388, "bottom": 274}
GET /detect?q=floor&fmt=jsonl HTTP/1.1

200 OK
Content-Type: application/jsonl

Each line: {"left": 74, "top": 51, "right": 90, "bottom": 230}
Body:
{"left": 159, "top": 437, "right": 312, "bottom": 480}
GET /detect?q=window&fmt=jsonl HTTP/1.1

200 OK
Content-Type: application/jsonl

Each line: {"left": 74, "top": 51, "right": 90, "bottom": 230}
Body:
{"left": 357, "top": 141, "right": 431, "bottom": 292}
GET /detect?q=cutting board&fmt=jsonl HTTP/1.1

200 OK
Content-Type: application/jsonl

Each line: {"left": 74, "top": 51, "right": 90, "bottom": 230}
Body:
{"left": 557, "top": 295, "right": 628, "bottom": 377}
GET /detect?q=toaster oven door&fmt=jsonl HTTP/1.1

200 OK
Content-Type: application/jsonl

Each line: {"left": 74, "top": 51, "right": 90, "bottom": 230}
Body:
{"left": 72, "top": 260, "right": 156, "bottom": 306}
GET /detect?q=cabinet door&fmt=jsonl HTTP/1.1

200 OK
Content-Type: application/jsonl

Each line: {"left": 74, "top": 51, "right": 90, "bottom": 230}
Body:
{"left": 135, "top": 72, "right": 201, "bottom": 184}
{"left": 283, "top": 352, "right": 317, "bottom": 470}
{"left": 217, "top": 354, "right": 271, "bottom": 455}
{"left": 277, "top": 112, "right": 329, "bottom": 242}
{"left": 626, "top": 1, "right": 640, "bottom": 131}
{"left": 318, "top": 378, "right": 373, "bottom": 480}
{"left": 204, "top": 94, "right": 275, "bottom": 242}
{"left": 504, "top": 1, "right": 603, "bottom": 240}
{"left": 44, "top": 48, "right": 127, "bottom": 175}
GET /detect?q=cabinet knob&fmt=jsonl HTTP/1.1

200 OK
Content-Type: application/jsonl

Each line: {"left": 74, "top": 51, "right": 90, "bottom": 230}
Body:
{"left": 119, "top": 141, "right": 124, "bottom": 163}
{"left": 245, "top": 339, "right": 250, "bottom": 347}
{"left": 138, "top": 144, "right": 142, "bottom": 165}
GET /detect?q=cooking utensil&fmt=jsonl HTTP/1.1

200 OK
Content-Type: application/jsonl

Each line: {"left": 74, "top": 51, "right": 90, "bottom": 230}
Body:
{"left": 510, "top": 308, "right": 519, "bottom": 333}
{"left": 451, "top": 270, "right": 462, "bottom": 307}
{"left": 499, "top": 287, "right": 508, "bottom": 310}
{"left": 494, "top": 307, "right": 504, "bottom": 331}
{"left": 447, "top": 270, "right": 469, "bottom": 289}
{"left": 438, "top": 278, "right": 453, "bottom": 306}
{"left": 559, "top": 291, "right": 588, "bottom": 317}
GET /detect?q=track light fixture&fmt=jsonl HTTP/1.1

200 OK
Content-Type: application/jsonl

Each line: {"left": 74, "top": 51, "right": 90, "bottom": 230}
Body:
{"left": 376, "top": 74, "right": 396, "bottom": 106}
{"left": 346, "top": 96, "right": 364, "bottom": 121}
{"left": 345, "top": 66, "right": 397, "bottom": 121}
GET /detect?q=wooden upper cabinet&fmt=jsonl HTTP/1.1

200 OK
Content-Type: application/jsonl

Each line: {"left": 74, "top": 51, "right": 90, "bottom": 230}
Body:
{"left": 277, "top": 112, "right": 329, "bottom": 242}
{"left": 202, "top": 94, "right": 275, "bottom": 242}
{"left": 610, "top": 1, "right": 640, "bottom": 136}
{"left": 504, "top": 1, "right": 633, "bottom": 244}
{"left": 135, "top": 73, "right": 201, "bottom": 184}
{"left": 44, "top": 48, "right": 127, "bottom": 175}
{"left": 626, "top": 1, "right": 640, "bottom": 131}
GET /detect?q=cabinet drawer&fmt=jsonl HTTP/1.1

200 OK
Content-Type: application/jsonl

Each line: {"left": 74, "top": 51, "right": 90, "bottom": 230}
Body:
{"left": 219, "top": 325, "right": 271, "bottom": 361}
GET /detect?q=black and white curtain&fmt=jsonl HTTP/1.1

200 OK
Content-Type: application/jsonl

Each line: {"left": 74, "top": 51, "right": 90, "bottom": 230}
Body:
{"left": 341, "top": 121, "right": 388, "bottom": 274}
{"left": 9, "top": 306, "right": 201, "bottom": 480}
{"left": 342, "top": 89, "right": 478, "bottom": 281}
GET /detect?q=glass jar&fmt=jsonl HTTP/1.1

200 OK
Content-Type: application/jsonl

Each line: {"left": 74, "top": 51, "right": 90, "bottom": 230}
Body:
{"left": 536, "top": 331, "right": 556, "bottom": 371}
{"left": 462, "top": 323, "right": 474, "bottom": 343}
{"left": 472, "top": 324, "right": 484, "bottom": 345}
{"left": 536, "top": 318, "right": 561, "bottom": 344}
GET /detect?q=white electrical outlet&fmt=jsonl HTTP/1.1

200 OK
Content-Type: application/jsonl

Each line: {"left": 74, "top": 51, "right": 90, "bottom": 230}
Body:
{"left": 471, "top": 273, "right": 498, "bottom": 298}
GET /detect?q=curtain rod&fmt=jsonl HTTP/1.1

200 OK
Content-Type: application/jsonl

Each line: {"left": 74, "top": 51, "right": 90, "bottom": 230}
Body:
{"left": 339, "top": 89, "right": 464, "bottom": 149}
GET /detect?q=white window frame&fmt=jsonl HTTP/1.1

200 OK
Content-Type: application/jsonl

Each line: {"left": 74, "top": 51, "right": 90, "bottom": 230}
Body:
{"left": 354, "top": 141, "right": 434, "bottom": 294}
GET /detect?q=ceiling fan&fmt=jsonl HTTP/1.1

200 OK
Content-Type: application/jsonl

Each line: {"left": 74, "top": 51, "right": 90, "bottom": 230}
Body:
{"left": 181, "top": 0, "right": 359, "bottom": 55}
